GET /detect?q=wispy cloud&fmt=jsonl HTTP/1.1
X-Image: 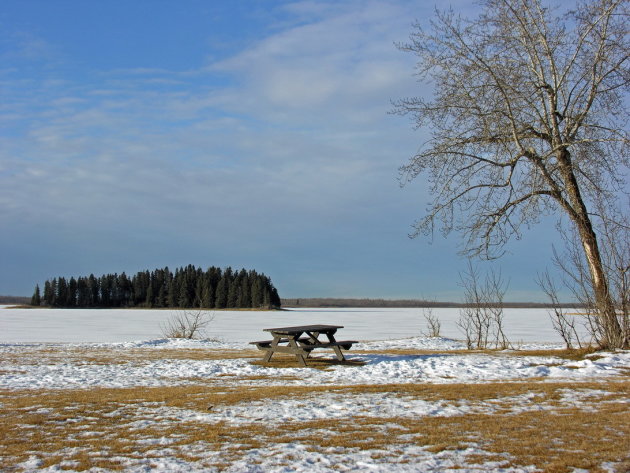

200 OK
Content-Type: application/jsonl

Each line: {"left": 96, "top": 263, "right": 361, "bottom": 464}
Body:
{"left": 2, "top": 0, "right": 421, "bottom": 227}
{"left": 0, "top": 0, "right": 558, "bottom": 298}
{"left": 212, "top": 1, "right": 417, "bottom": 122}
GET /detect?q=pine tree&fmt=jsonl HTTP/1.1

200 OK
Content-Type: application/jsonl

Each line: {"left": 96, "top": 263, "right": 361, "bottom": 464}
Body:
{"left": 239, "top": 273, "right": 251, "bottom": 308}
{"left": 157, "top": 285, "right": 167, "bottom": 308}
{"left": 250, "top": 277, "right": 262, "bottom": 308}
{"left": 146, "top": 284, "right": 154, "bottom": 308}
{"left": 263, "top": 287, "right": 271, "bottom": 309}
{"left": 77, "top": 278, "right": 89, "bottom": 307}
{"left": 194, "top": 279, "right": 204, "bottom": 307}
{"left": 100, "top": 276, "right": 110, "bottom": 307}
{"left": 201, "top": 278, "right": 213, "bottom": 308}
{"left": 227, "top": 278, "right": 239, "bottom": 308}
{"left": 31, "top": 284, "right": 41, "bottom": 306}
{"left": 56, "top": 277, "right": 68, "bottom": 307}
{"left": 167, "top": 270, "right": 178, "bottom": 307}
{"left": 67, "top": 277, "right": 78, "bottom": 307}
{"left": 43, "top": 280, "right": 53, "bottom": 306}
{"left": 119, "top": 273, "right": 132, "bottom": 307}
{"left": 214, "top": 275, "right": 228, "bottom": 309}
{"left": 87, "top": 274, "right": 99, "bottom": 306}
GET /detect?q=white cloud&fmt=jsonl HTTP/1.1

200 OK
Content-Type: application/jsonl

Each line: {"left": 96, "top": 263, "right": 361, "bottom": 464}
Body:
{"left": 0, "top": 0, "right": 459, "bottom": 296}
{"left": 211, "top": 0, "right": 419, "bottom": 124}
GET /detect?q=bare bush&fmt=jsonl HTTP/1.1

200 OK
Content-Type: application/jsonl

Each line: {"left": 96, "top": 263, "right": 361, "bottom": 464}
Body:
{"left": 422, "top": 307, "right": 441, "bottom": 337}
{"left": 457, "top": 262, "right": 510, "bottom": 349}
{"left": 161, "top": 310, "right": 215, "bottom": 339}
{"left": 537, "top": 271, "right": 584, "bottom": 349}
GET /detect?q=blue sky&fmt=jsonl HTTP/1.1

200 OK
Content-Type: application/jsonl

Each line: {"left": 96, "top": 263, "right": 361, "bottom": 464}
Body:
{"left": 0, "top": 0, "right": 564, "bottom": 300}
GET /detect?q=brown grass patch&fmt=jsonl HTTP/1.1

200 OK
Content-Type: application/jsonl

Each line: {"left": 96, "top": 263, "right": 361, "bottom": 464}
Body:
{"left": 0, "top": 346, "right": 261, "bottom": 366}
{"left": 0, "top": 344, "right": 606, "bottom": 369}
{"left": 1, "top": 380, "right": 628, "bottom": 471}
{"left": 1, "top": 344, "right": 628, "bottom": 471}
{"left": 353, "top": 347, "right": 601, "bottom": 361}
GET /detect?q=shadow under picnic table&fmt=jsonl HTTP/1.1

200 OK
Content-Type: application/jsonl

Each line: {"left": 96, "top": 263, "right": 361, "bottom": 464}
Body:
{"left": 249, "top": 355, "right": 367, "bottom": 369}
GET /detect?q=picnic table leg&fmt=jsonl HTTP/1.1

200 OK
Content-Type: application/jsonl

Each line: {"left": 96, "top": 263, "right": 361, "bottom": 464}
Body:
{"left": 332, "top": 346, "right": 346, "bottom": 361}
{"left": 288, "top": 336, "right": 308, "bottom": 367}
{"left": 326, "top": 332, "right": 346, "bottom": 362}
{"left": 263, "top": 336, "right": 281, "bottom": 362}
{"left": 302, "top": 331, "right": 320, "bottom": 360}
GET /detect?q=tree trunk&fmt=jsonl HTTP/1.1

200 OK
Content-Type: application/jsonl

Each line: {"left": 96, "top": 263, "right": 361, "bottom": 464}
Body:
{"left": 559, "top": 150, "right": 624, "bottom": 348}
{"left": 577, "top": 223, "right": 624, "bottom": 348}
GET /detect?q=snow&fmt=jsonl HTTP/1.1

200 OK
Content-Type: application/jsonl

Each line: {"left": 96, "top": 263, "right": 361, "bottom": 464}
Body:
{"left": 1, "top": 337, "right": 627, "bottom": 392}
{"left": 0, "top": 306, "right": 627, "bottom": 472}
{"left": 0, "top": 306, "right": 592, "bottom": 344}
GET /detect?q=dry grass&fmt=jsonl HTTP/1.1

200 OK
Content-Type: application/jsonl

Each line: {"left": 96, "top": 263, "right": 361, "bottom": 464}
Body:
{"left": 1, "top": 380, "right": 628, "bottom": 471}
{"left": 2, "top": 345, "right": 602, "bottom": 367}
{"left": 0, "top": 346, "right": 261, "bottom": 366}
{"left": 0, "top": 345, "right": 628, "bottom": 471}
{"left": 353, "top": 347, "right": 601, "bottom": 360}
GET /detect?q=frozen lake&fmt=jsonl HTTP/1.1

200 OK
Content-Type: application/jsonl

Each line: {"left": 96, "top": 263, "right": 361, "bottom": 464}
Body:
{"left": 0, "top": 306, "right": 589, "bottom": 344}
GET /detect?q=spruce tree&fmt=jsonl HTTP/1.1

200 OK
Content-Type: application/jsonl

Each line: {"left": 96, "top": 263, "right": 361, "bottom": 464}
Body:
{"left": 194, "top": 279, "right": 204, "bottom": 307}
{"left": 214, "top": 276, "right": 228, "bottom": 309}
{"left": 68, "top": 277, "right": 78, "bottom": 307}
{"left": 157, "top": 285, "right": 167, "bottom": 308}
{"left": 227, "top": 278, "right": 239, "bottom": 308}
{"left": 100, "top": 276, "right": 110, "bottom": 307}
{"left": 146, "top": 284, "right": 154, "bottom": 308}
{"left": 250, "top": 277, "right": 262, "bottom": 308}
{"left": 119, "top": 273, "right": 132, "bottom": 307}
{"left": 239, "top": 273, "right": 251, "bottom": 308}
{"left": 201, "top": 278, "right": 213, "bottom": 308}
{"left": 43, "top": 280, "right": 53, "bottom": 306}
{"left": 270, "top": 285, "right": 281, "bottom": 308}
{"left": 31, "top": 284, "right": 41, "bottom": 306}
{"left": 77, "top": 278, "right": 89, "bottom": 307}
{"left": 167, "top": 273, "right": 177, "bottom": 307}
{"left": 87, "top": 274, "right": 99, "bottom": 306}
{"left": 56, "top": 277, "right": 68, "bottom": 307}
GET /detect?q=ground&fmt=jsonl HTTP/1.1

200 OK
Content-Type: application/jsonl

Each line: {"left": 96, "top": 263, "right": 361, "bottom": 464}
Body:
{"left": 0, "top": 338, "right": 629, "bottom": 472}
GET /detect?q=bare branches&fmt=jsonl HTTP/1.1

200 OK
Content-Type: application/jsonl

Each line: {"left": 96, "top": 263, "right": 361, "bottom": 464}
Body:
{"left": 396, "top": 0, "right": 628, "bottom": 348}
{"left": 422, "top": 307, "right": 442, "bottom": 337}
{"left": 457, "top": 261, "right": 511, "bottom": 349}
{"left": 395, "top": 0, "right": 629, "bottom": 259}
{"left": 161, "top": 310, "right": 215, "bottom": 340}
{"left": 537, "top": 271, "right": 585, "bottom": 349}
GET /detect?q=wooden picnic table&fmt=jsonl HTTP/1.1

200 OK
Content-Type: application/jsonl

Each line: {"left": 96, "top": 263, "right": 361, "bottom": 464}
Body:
{"left": 250, "top": 324, "right": 356, "bottom": 367}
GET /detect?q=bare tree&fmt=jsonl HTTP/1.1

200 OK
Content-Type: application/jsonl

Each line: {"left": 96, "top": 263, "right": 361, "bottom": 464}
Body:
{"left": 457, "top": 261, "right": 510, "bottom": 349}
{"left": 161, "top": 310, "right": 215, "bottom": 339}
{"left": 422, "top": 307, "right": 442, "bottom": 337}
{"left": 394, "top": 0, "right": 629, "bottom": 348}
{"left": 458, "top": 263, "right": 492, "bottom": 349}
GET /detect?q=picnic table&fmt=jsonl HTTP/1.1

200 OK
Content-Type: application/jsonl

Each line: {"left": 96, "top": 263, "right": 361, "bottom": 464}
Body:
{"left": 250, "top": 324, "right": 356, "bottom": 367}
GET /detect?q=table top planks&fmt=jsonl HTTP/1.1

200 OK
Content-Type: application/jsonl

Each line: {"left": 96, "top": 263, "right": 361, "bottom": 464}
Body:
{"left": 263, "top": 324, "right": 343, "bottom": 335}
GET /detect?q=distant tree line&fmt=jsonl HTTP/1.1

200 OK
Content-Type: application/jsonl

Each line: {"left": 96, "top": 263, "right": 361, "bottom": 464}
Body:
{"left": 281, "top": 298, "right": 576, "bottom": 309}
{"left": 31, "top": 265, "right": 281, "bottom": 309}
{"left": 0, "top": 295, "right": 30, "bottom": 305}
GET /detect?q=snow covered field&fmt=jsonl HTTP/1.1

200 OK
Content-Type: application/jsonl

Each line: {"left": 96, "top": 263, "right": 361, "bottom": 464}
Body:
{"left": 0, "top": 306, "right": 591, "bottom": 344}
{"left": 0, "top": 306, "right": 628, "bottom": 472}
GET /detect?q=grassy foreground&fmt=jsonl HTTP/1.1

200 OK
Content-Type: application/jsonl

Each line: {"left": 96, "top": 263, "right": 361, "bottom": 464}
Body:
{"left": 0, "top": 347, "right": 628, "bottom": 472}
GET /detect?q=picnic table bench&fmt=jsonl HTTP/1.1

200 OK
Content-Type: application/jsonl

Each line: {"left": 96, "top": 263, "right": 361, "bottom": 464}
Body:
{"left": 250, "top": 324, "right": 356, "bottom": 367}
